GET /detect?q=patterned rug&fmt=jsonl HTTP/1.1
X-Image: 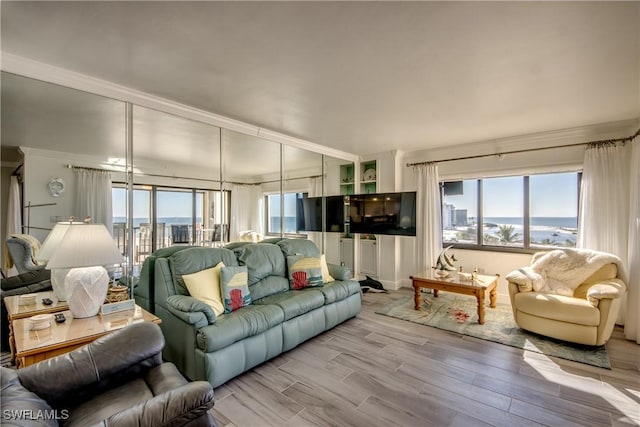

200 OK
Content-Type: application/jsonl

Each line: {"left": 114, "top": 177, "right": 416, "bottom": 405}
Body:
{"left": 376, "top": 292, "right": 611, "bottom": 369}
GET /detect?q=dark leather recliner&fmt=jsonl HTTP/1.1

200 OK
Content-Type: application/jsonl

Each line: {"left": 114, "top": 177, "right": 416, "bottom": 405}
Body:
{"left": 0, "top": 322, "right": 217, "bottom": 427}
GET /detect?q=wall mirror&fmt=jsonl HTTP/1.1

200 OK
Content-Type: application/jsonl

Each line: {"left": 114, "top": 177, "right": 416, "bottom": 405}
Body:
{"left": 1, "top": 71, "right": 356, "bottom": 281}
{"left": 127, "top": 105, "right": 222, "bottom": 265}
{"left": 221, "top": 128, "right": 280, "bottom": 242}
{"left": 1, "top": 71, "right": 127, "bottom": 244}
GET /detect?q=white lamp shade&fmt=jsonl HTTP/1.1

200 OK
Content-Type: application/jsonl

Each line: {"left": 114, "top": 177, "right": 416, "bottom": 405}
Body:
{"left": 36, "top": 221, "right": 84, "bottom": 263}
{"left": 47, "top": 224, "right": 124, "bottom": 269}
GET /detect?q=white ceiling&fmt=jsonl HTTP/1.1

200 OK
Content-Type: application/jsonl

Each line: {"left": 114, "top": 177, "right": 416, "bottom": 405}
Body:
{"left": 1, "top": 1, "right": 639, "bottom": 156}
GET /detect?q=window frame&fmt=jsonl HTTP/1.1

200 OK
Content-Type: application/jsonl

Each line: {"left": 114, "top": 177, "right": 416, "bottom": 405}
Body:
{"left": 264, "top": 191, "right": 309, "bottom": 237}
{"left": 441, "top": 172, "right": 581, "bottom": 254}
{"left": 112, "top": 182, "right": 230, "bottom": 259}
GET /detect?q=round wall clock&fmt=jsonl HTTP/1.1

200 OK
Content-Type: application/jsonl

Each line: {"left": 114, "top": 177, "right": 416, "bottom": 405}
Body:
{"left": 48, "top": 178, "right": 65, "bottom": 197}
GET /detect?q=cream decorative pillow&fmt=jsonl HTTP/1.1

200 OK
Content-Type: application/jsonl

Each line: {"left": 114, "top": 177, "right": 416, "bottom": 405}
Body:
{"left": 182, "top": 262, "right": 225, "bottom": 316}
{"left": 320, "top": 254, "right": 335, "bottom": 283}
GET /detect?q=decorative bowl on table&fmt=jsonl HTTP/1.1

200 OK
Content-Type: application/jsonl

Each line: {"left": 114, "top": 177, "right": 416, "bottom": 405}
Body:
{"left": 106, "top": 285, "right": 129, "bottom": 303}
{"left": 29, "top": 314, "right": 52, "bottom": 330}
{"left": 434, "top": 270, "right": 450, "bottom": 278}
{"left": 19, "top": 293, "right": 37, "bottom": 306}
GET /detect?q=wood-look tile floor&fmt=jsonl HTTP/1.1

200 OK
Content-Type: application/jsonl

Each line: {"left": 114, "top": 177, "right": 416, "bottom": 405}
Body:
{"left": 211, "top": 289, "right": 640, "bottom": 427}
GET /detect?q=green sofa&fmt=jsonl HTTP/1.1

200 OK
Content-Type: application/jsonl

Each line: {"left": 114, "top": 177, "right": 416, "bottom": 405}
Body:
{"left": 151, "top": 239, "right": 361, "bottom": 388}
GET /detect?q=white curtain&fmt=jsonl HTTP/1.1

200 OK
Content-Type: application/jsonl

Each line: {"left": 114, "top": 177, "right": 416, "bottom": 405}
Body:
{"left": 414, "top": 163, "right": 442, "bottom": 273}
{"left": 624, "top": 136, "right": 639, "bottom": 343}
{"left": 4, "top": 175, "right": 22, "bottom": 276}
{"left": 229, "top": 184, "right": 263, "bottom": 241}
{"left": 578, "top": 142, "right": 631, "bottom": 326}
{"left": 74, "top": 169, "right": 113, "bottom": 231}
{"left": 6, "top": 176, "right": 22, "bottom": 236}
{"left": 308, "top": 177, "right": 323, "bottom": 197}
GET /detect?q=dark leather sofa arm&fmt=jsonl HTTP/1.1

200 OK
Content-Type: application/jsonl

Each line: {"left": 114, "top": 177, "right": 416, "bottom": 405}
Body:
{"left": 17, "top": 322, "right": 164, "bottom": 410}
{"left": 95, "top": 381, "right": 216, "bottom": 427}
{"left": 166, "top": 295, "right": 217, "bottom": 327}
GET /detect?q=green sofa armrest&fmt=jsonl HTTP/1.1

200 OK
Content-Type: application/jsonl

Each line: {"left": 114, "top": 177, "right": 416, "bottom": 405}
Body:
{"left": 328, "top": 263, "right": 351, "bottom": 281}
{"left": 166, "top": 295, "right": 216, "bottom": 328}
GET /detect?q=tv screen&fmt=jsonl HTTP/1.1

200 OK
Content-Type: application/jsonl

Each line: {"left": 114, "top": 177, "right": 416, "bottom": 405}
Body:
{"left": 296, "top": 195, "right": 345, "bottom": 233}
{"left": 349, "top": 191, "right": 416, "bottom": 236}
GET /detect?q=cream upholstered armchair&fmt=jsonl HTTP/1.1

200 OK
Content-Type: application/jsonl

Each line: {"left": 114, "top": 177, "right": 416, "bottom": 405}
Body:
{"left": 506, "top": 248, "right": 626, "bottom": 346}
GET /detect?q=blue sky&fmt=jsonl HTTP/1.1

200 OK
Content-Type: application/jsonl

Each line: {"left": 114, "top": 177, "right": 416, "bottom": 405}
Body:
{"left": 112, "top": 188, "right": 203, "bottom": 219}
{"left": 445, "top": 172, "right": 578, "bottom": 218}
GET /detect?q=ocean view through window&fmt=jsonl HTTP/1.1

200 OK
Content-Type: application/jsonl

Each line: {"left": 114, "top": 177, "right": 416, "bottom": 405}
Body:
{"left": 442, "top": 172, "right": 579, "bottom": 250}
{"left": 266, "top": 192, "right": 307, "bottom": 235}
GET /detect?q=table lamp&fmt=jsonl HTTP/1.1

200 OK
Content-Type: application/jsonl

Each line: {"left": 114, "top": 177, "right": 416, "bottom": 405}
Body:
{"left": 47, "top": 224, "right": 125, "bottom": 318}
{"left": 36, "top": 220, "right": 84, "bottom": 301}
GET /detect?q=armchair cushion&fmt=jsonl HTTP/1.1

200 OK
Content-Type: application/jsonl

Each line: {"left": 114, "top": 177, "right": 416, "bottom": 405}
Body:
{"left": 514, "top": 292, "right": 600, "bottom": 326}
{"left": 66, "top": 363, "right": 214, "bottom": 427}
{"left": 4, "top": 322, "right": 216, "bottom": 427}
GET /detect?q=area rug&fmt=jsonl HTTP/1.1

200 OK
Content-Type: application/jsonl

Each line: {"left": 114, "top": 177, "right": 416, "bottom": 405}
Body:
{"left": 376, "top": 293, "right": 611, "bottom": 369}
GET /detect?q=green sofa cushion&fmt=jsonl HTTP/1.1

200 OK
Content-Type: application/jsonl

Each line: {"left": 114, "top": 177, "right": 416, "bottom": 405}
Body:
{"left": 248, "top": 276, "right": 290, "bottom": 301}
{"left": 276, "top": 239, "right": 321, "bottom": 258}
{"left": 196, "top": 305, "right": 284, "bottom": 352}
{"left": 168, "top": 247, "right": 238, "bottom": 296}
{"left": 254, "top": 290, "right": 325, "bottom": 321}
{"left": 303, "top": 280, "right": 361, "bottom": 304}
{"left": 232, "top": 244, "right": 286, "bottom": 285}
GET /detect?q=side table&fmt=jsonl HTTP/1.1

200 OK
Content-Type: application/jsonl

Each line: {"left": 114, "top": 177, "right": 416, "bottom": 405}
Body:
{"left": 3, "top": 291, "right": 68, "bottom": 362}
{"left": 13, "top": 306, "right": 161, "bottom": 368}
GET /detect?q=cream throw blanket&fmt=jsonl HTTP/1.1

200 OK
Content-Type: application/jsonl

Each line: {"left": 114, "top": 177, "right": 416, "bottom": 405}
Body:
{"left": 506, "top": 248, "right": 623, "bottom": 297}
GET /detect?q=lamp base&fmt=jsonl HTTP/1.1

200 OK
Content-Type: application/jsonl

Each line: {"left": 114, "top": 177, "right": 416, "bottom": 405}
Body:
{"left": 65, "top": 266, "right": 109, "bottom": 318}
{"left": 51, "top": 268, "right": 71, "bottom": 301}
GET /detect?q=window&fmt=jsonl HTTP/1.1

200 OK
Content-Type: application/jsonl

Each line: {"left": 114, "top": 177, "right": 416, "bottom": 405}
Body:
{"left": 266, "top": 192, "right": 307, "bottom": 235}
{"left": 112, "top": 184, "right": 229, "bottom": 267}
{"left": 483, "top": 176, "right": 523, "bottom": 247}
{"left": 441, "top": 172, "right": 579, "bottom": 251}
{"left": 529, "top": 172, "right": 579, "bottom": 248}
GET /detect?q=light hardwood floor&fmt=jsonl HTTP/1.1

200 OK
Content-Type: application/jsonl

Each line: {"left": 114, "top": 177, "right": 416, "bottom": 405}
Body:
{"left": 211, "top": 288, "right": 640, "bottom": 427}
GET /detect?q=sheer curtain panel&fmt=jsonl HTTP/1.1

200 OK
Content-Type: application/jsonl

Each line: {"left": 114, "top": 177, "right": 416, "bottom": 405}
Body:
{"left": 578, "top": 142, "right": 631, "bottom": 326}
{"left": 74, "top": 169, "right": 113, "bottom": 232}
{"left": 414, "top": 163, "right": 442, "bottom": 274}
{"left": 625, "top": 137, "right": 639, "bottom": 343}
{"left": 229, "top": 184, "right": 263, "bottom": 241}
{"left": 4, "top": 175, "right": 22, "bottom": 276}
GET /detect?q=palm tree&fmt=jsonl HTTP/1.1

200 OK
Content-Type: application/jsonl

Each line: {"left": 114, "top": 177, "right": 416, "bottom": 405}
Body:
{"left": 497, "top": 224, "right": 520, "bottom": 244}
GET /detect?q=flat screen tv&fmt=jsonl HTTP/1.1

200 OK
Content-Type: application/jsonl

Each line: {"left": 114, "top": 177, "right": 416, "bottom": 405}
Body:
{"left": 349, "top": 191, "right": 417, "bottom": 236}
{"left": 296, "top": 195, "right": 345, "bottom": 233}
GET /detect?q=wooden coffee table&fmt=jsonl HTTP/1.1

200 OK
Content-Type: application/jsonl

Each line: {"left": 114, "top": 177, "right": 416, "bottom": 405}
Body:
{"left": 410, "top": 270, "right": 499, "bottom": 324}
{"left": 4, "top": 291, "right": 68, "bottom": 362}
{"left": 13, "top": 306, "right": 160, "bottom": 368}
